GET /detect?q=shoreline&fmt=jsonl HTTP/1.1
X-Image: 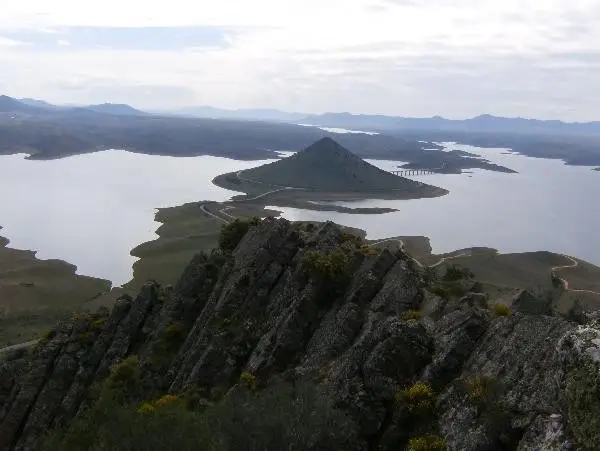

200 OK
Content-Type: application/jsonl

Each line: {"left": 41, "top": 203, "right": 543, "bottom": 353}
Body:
{"left": 1, "top": 145, "right": 519, "bottom": 173}
{"left": 0, "top": 226, "right": 113, "bottom": 347}
{"left": 0, "top": 226, "right": 111, "bottom": 288}
{"left": 212, "top": 170, "right": 449, "bottom": 213}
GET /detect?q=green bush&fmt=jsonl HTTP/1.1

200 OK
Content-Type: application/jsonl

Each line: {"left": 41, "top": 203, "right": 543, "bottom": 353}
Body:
{"left": 239, "top": 371, "right": 257, "bottom": 390}
{"left": 396, "top": 381, "right": 436, "bottom": 414}
{"left": 567, "top": 364, "right": 600, "bottom": 449}
{"left": 301, "top": 249, "right": 353, "bottom": 303}
{"left": 218, "top": 218, "right": 261, "bottom": 252}
{"left": 442, "top": 265, "right": 473, "bottom": 282}
{"left": 43, "top": 381, "right": 358, "bottom": 451}
{"left": 406, "top": 435, "right": 447, "bottom": 451}
{"left": 302, "top": 249, "right": 350, "bottom": 279}
{"left": 163, "top": 322, "right": 186, "bottom": 344}
{"left": 339, "top": 230, "right": 363, "bottom": 247}
{"left": 104, "top": 356, "right": 141, "bottom": 401}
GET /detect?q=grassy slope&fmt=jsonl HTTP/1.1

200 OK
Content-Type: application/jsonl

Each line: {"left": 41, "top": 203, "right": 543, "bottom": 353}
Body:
{"left": 0, "top": 232, "right": 111, "bottom": 347}
{"left": 123, "top": 203, "right": 223, "bottom": 292}
{"left": 123, "top": 202, "right": 281, "bottom": 292}
{"left": 434, "top": 251, "right": 567, "bottom": 288}
{"left": 433, "top": 250, "right": 600, "bottom": 311}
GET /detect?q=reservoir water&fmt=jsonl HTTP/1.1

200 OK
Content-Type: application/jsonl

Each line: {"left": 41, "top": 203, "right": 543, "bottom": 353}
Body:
{"left": 1, "top": 142, "right": 599, "bottom": 285}
{"left": 273, "top": 143, "right": 600, "bottom": 267}
{"left": 0, "top": 151, "right": 278, "bottom": 285}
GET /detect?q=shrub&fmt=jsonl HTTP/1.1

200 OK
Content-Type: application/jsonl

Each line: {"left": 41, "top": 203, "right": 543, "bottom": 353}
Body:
{"left": 396, "top": 381, "right": 436, "bottom": 414}
{"left": 91, "top": 318, "right": 106, "bottom": 331}
{"left": 302, "top": 248, "right": 353, "bottom": 304}
{"left": 105, "top": 356, "right": 141, "bottom": 398}
{"left": 163, "top": 322, "right": 186, "bottom": 344}
{"left": 567, "top": 364, "right": 600, "bottom": 449}
{"left": 359, "top": 245, "right": 378, "bottom": 257}
{"left": 302, "top": 249, "right": 351, "bottom": 280}
{"left": 423, "top": 266, "right": 439, "bottom": 285}
{"left": 339, "top": 230, "right": 362, "bottom": 247}
{"left": 218, "top": 217, "right": 261, "bottom": 252}
{"left": 239, "top": 371, "right": 257, "bottom": 390}
{"left": 493, "top": 304, "right": 511, "bottom": 316}
{"left": 443, "top": 265, "right": 468, "bottom": 282}
{"left": 43, "top": 381, "right": 357, "bottom": 451}
{"left": 460, "top": 375, "right": 509, "bottom": 436}
{"left": 467, "top": 376, "right": 496, "bottom": 405}
{"left": 400, "top": 310, "right": 422, "bottom": 321}
{"left": 155, "top": 395, "right": 179, "bottom": 407}
{"left": 407, "top": 435, "right": 447, "bottom": 451}
{"left": 136, "top": 402, "right": 156, "bottom": 414}
{"left": 75, "top": 331, "right": 96, "bottom": 346}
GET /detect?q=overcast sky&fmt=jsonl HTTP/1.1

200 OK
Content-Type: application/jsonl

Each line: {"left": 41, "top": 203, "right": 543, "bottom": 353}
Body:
{"left": 1, "top": 0, "right": 599, "bottom": 120}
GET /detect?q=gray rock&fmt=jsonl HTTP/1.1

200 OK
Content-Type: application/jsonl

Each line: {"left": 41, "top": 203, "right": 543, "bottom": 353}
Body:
{"left": 1, "top": 219, "right": 594, "bottom": 451}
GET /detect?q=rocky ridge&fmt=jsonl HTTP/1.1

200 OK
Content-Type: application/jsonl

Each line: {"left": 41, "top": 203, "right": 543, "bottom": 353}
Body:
{"left": 1, "top": 218, "right": 599, "bottom": 450}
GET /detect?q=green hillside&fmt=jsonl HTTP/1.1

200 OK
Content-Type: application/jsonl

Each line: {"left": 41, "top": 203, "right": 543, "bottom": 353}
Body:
{"left": 238, "top": 137, "right": 447, "bottom": 195}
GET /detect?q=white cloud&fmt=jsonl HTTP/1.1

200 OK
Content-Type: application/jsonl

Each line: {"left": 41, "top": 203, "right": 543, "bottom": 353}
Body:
{"left": 1, "top": 0, "right": 600, "bottom": 120}
{"left": 0, "top": 36, "right": 26, "bottom": 47}
{"left": 57, "top": 39, "right": 70, "bottom": 46}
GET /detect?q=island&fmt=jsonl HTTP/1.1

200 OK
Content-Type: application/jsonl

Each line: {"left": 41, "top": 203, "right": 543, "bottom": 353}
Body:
{"left": 213, "top": 137, "right": 448, "bottom": 212}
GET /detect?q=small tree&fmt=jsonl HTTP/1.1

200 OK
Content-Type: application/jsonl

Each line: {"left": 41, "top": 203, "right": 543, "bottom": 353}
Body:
{"left": 218, "top": 218, "right": 260, "bottom": 252}
{"left": 443, "top": 265, "right": 473, "bottom": 282}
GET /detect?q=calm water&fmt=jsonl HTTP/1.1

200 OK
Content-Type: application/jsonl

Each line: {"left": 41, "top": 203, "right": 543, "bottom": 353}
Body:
{"left": 0, "top": 151, "right": 277, "bottom": 285}
{"left": 273, "top": 143, "right": 600, "bottom": 265}
{"left": 1, "top": 142, "right": 599, "bottom": 286}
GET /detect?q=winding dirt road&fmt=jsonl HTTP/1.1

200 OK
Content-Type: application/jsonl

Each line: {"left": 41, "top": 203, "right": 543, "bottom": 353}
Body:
{"left": 368, "top": 238, "right": 471, "bottom": 268}
{"left": 552, "top": 255, "right": 600, "bottom": 296}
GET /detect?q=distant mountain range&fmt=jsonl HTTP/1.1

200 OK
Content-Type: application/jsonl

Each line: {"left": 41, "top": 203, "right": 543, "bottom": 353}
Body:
{"left": 157, "top": 106, "right": 307, "bottom": 122}
{"left": 159, "top": 105, "right": 600, "bottom": 135}
{"left": 3, "top": 95, "right": 600, "bottom": 135}
{"left": 0, "top": 95, "right": 146, "bottom": 117}
{"left": 300, "top": 112, "right": 600, "bottom": 136}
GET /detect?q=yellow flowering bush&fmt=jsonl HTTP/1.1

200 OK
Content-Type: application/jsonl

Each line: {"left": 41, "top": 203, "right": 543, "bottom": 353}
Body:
{"left": 396, "top": 381, "right": 436, "bottom": 413}
{"left": 136, "top": 403, "right": 155, "bottom": 414}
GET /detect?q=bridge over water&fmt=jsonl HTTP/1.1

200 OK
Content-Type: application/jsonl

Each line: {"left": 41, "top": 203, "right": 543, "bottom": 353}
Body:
{"left": 391, "top": 163, "right": 447, "bottom": 177}
{"left": 391, "top": 169, "right": 436, "bottom": 176}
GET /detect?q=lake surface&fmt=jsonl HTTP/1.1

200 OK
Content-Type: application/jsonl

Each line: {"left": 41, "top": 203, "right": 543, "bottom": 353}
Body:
{"left": 1, "top": 141, "right": 599, "bottom": 286}
{"left": 0, "top": 151, "right": 278, "bottom": 285}
{"left": 273, "top": 143, "right": 600, "bottom": 266}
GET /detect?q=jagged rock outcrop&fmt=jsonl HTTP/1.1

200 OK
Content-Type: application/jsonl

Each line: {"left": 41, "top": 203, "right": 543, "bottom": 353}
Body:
{"left": 0, "top": 218, "right": 597, "bottom": 450}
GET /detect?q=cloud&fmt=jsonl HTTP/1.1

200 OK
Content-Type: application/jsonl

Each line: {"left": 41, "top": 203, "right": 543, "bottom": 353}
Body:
{"left": 0, "top": 36, "right": 27, "bottom": 47}
{"left": 1, "top": 0, "right": 600, "bottom": 120}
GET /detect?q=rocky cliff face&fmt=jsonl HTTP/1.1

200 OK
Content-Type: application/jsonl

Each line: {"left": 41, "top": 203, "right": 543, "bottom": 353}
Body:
{"left": 1, "top": 219, "right": 599, "bottom": 450}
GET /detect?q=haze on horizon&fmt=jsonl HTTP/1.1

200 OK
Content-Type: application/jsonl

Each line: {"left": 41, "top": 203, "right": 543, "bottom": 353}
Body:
{"left": 1, "top": 0, "right": 599, "bottom": 121}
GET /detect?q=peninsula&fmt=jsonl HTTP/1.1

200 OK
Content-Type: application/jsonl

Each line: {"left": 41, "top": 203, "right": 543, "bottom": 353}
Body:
{"left": 0, "top": 227, "right": 111, "bottom": 347}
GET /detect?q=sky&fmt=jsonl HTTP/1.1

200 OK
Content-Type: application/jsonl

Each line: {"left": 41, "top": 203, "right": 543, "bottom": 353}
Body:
{"left": 1, "top": 0, "right": 599, "bottom": 121}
